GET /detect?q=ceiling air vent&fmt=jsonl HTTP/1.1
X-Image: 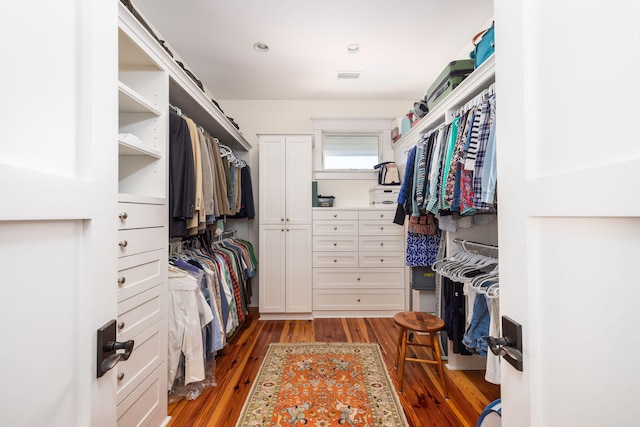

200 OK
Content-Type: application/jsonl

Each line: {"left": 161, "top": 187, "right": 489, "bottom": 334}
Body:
{"left": 337, "top": 71, "right": 360, "bottom": 79}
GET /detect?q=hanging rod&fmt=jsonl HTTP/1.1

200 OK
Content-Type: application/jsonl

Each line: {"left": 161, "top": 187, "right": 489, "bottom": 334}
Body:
{"left": 453, "top": 237, "right": 498, "bottom": 251}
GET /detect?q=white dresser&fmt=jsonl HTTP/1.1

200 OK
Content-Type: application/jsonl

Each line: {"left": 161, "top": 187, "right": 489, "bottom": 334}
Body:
{"left": 312, "top": 207, "right": 406, "bottom": 317}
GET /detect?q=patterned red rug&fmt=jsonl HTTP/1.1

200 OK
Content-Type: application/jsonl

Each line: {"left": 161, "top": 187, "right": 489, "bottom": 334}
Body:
{"left": 235, "top": 342, "right": 409, "bottom": 426}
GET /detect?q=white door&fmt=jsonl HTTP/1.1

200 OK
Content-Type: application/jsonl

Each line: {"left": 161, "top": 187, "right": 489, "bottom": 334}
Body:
{"left": 259, "top": 225, "right": 286, "bottom": 312}
{"left": 258, "top": 135, "right": 286, "bottom": 225}
{"left": 0, "top": 2, "right": 119, "bottom": 426}
{"left": 285, "top": 135, "right": 313, "bottom": 225}
{"left": 495, "top": 1, "right": 640, "bottom": 425}
{"left": 286, "top": 225, "right": 313, "bottom": 312}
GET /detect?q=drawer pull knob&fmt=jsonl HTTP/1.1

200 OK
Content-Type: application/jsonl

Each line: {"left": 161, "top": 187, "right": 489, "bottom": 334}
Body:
{"left": 117, "top": 373, "right": 124, "bottom": 381}
{"left": 334, "top": 259, "right": 337, "bottom": 263}
{"left": 281, "top": 228, "right": 285, "bottom": 232}
{"left": 333, "top": 243, "right": 337, "bottom": 246}
{"left": 281, "top": 218, "right": 284, "bottom": 222}
{"left": 380, "top": 214, "right": 384, "bottom": 218}
{"left": 286, "top": 218, "right": 290, "bottom": 222}
{"left": 117, "top": 276, "right": 126, "bottom": 286}
{"left": 380, "top": 242, "right": 384, "bottom": 246}
{"left": 380, "top": 226, "right": 384, "bottom": 230}
{"left": 119, "top": 212, "right": 128, "bottom": 220}
{"left": 334, "top": 214, "right": 337, "bottom": 218}
{"left": 357, "top": 277, "right": 361, "bottom": 281}
{"left": 380, "top": 259, "right": 384, "bottom": 263}
{"left": 334, "top": 226, "right": 337, "bottom": 230}
{"left": 286, "top": 228, "right": 289, "bottom": 232}
{"left": 117, "top": 322, "right": 125, "bottom": 330}
{"left": 119, "top": 240, "right": 128, "bottom": 248}
{"left": 357, "top": 298, "right": 361, "bottom": 302}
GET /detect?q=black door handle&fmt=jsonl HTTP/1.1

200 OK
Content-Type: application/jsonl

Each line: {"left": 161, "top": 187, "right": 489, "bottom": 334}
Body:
{"left": 486, "top": 315, "right": 524, "bottom": 372}
{"left": 97, "top": 320, "right": 135, "bottom": 377}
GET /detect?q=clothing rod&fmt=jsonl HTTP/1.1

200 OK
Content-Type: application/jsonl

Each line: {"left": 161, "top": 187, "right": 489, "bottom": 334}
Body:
{"left": 453, "top": 238, "right": 498, "bottom": 251}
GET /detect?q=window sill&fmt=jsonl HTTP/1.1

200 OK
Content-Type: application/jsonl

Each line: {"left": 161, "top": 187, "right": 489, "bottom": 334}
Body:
{"left": 313, "top": 170, "right": 377, "bottom": 180}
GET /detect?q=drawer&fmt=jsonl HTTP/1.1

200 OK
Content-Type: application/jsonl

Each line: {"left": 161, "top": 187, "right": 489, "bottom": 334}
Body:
{"left": 358, "top": 221, "right": 403, "bottom": 236}
{"left": 117, "top": 364, "right": 166, "bottom": 427}
{"left": 313, "top": 220, "right": 358, "bottom": 236}
{"left": 313, "top": 252, "right": 358, "bottom": 268}
{"left": 117, "top": 249, "right": 164, "bottom": 302}
{"left": 359, "top": 210, "right": 396, "bottom": 221}
{"left": 358, "top": 235, "right": 404, "bottom": 252}
{"left": 116, "top": 320, "right": 165, "bottom": 404}
{"left": 313, "top": 210, "right": 358, "bottom": 220}
{"left": 313, "top": 235, "right": 358, "bottom": 252}
{"left": 118, "top": 227, "right": 165, "bottom": 257}
{"left": 117, "top": 202, "right": 165, "bottom": 230}
{"left": 359, "top": 251, "right": 405, "bottom": 268}
{"left": 117, "top": 286, "right": 164, "bottom": 342}
{"left": 313, "top": 289, "right": 405, "bottom": 311}
{"left": 313, "top": 267, "right": 404, "bottom": 289}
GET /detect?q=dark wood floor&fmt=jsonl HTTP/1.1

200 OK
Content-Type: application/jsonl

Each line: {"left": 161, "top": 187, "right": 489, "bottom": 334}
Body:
{"left": 167, "top": 309, "right": 500, "bottom": 427}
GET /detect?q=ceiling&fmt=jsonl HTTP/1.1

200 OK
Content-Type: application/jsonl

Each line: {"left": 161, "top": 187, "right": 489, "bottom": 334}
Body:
{"left": 132, "top": 0, "right": 494, "bottom": 101}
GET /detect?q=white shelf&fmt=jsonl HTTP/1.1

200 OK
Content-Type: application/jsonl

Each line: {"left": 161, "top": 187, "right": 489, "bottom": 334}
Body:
{"left": 118, "top": 81, "right": 162, "bottom": 116}
{"left": 118, "top": 135, "right": 162, "bottom": 158}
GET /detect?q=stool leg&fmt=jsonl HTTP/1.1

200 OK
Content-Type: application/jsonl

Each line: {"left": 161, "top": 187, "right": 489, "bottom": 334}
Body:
{"left": 431, "top": 331, "right": 448, "bottom": 398}
{"left": 395, "top": 324, "right": 404, "bottom": 368}
{"left": 397, "top": 327, "right": 408, "bottom": 391}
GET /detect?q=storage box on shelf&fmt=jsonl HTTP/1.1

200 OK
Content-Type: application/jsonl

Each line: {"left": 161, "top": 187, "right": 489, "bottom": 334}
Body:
{"left": 312, "top": 208, "right": 406, "bottom": 317}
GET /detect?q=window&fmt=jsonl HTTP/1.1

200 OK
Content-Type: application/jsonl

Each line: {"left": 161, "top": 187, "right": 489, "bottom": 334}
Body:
{"left": 312, "top": 117, "right": 394, "bottom": 180}
{"left": 322, "top": 133, "right": 380, "bottom": 170}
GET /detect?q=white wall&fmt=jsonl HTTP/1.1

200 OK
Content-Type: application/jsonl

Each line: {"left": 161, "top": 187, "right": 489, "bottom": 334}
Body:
{"left": 219, "top": 99, "right": 412, "bottom": 306}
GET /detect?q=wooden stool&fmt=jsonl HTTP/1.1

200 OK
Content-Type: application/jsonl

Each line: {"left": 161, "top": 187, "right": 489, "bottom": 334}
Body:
{"left": 393, "top": 311, "right": 448, "bottom": 398}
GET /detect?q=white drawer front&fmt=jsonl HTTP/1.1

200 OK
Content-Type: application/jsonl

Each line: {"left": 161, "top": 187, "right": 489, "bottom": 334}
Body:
{"left": 359, "top": 251, "right": 405, "bottom": 268}
{"left": 358, "top": 235, "right": 404, "bottom": 252}
{"left": 117, "top": 364, "right": 166, "bottom": 427}
{"left": 117, "top": 202, "right": 165, "bottom": 230}
{"left": 313, "top": 252, "right": 358, "bottom": 268}
{"left": 117, "top": 286, "right": 163, "bottom": 342}
{"left": 358, "top": 221, "right": 403, "bottom": 236}
{"left": 118, "top": 227, "right": 165, "bottom": 257}
{"left": 313, "top": 210, "right": 358, "bottom": 220}
{"left": 313, "top": 236, "right": 358, "bottom": 252}
{"left": 116, "top": 320, "right": 164, "bottom": 403}
{"left": 313, "top": 268, "right": 404, "bottom": 289}
{"left": 359, "top": 210, "right": 396, "bottom": 221}
{"left": 313, "top": 220, "right": 358, "bottom": 236}
{"left": 313, "top": 289, "right": 404, "bottom": 311}
{"left": 117, "top": 249, "right": 164, "bottom": 302}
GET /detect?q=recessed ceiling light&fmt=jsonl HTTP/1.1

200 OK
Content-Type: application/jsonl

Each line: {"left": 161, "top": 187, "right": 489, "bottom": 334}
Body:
{"left": 253, "top": 42, "right": 269, "bottom": 52}
{"left": 346, "top": 44, "right": 360, "bottom": 54}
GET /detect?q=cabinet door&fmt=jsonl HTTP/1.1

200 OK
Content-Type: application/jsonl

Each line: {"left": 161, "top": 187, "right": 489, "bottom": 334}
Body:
{"left": 259, "top": 225, "right": 286, "bottom": 312}
{"left": 285, "top": 225, "right": 312, "bottom": 312}
{"left": 259, "top": 136, "right": 286, "bottom": 224}
{"left": 285, "top": 135, "right": 312, "bottom": 224}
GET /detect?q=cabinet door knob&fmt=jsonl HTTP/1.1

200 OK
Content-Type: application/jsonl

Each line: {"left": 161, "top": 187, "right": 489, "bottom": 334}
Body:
{"left": 281, "top": 228, "right": 284, "bottom": 232}
{"left": 286, "top": 218, "right": 290, "bottom": 222}
{"left": 281, "top": 218, "right": 284, "bottom": 222}
{"left": 286, "top": 228, "right": 289, "bottom": 232}
{"left": 117, "top": 322, "right": 125, "bottom": 330}
{"left": 119, "top": 240, "right": 128, "bottom": 248}
{"left": 119, "top": 212, "right": 128, "bottom": 220}
{"left": 117, "top": 276, "right": 126, "bottom": 286}
{"left": 117, "top": 372, "right": 124, "bottom": 381}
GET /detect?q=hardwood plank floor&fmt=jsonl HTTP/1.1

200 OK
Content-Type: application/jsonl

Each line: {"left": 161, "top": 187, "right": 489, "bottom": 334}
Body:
{"left": 167, "top": 309, "right": 500, "bottom": 427}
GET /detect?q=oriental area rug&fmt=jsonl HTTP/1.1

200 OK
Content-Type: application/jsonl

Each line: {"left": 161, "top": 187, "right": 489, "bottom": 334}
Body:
{"left": 236, "top": 342, "right": 409, "bottom": 427}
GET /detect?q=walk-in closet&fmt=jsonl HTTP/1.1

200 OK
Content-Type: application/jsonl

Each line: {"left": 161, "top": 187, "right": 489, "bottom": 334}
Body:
{"left": 2, "top": 1, "right": 638, "bottom": 427}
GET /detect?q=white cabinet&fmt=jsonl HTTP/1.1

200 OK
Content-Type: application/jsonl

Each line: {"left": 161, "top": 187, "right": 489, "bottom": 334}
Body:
{"left": 312, "top": 208, "right": 406, "bottom": 317}
{"left": 117, "top": 9, "right": 169, "bottom": 425}
{"left": 259, "top": 134, "right": 313, "bottom": 318}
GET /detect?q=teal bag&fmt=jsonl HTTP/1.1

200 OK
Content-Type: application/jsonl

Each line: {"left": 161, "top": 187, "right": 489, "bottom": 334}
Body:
{"left": 470, "top": 22, "right": 495, "bottom": 69}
